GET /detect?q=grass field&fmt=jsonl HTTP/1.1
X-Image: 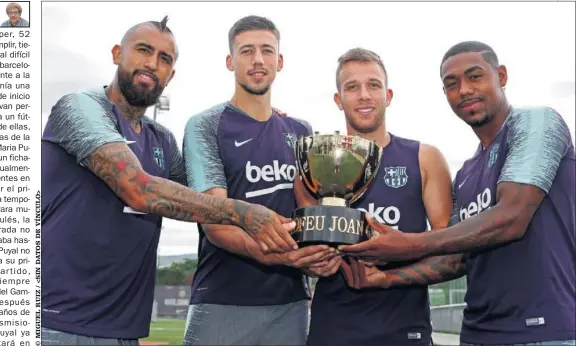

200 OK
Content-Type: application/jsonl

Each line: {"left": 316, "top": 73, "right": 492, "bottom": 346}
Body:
{"left": 140, "top": 318, "right": 186, "bottom": 345}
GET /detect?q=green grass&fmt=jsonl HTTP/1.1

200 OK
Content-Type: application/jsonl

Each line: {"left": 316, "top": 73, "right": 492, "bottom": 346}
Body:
{"left": 141, "top": 318, "right": 186, "bottom": 345}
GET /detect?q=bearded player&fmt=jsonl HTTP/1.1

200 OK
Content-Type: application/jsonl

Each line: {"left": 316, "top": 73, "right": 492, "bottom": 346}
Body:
{"left": 305, "top": 48, "right": 453, "bottom": 346}
{"left": 41, "top": 17, "right": 296, "bottom": 346}
{"left": 340, "top": 41, "right": 576, "bottom": 346}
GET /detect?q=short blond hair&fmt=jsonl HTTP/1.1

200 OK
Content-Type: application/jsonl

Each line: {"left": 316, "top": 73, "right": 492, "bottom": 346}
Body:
{"left": 336, "top": 48, "right": 388, "bottom": 90}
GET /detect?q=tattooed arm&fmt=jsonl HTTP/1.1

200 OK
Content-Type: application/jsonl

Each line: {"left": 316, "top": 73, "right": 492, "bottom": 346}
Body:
{"left": 341, "top": 143, "right": 463, "bottom": 289}
{"left": 84, "top": 142, "right": 262, "bottom": 225}
{"left": 415, "top": 107, "right": 572, "bottom": 258}
{"left": 85, "top": 143, "right": 297, "bottom": 252}
{"left": 383, "top": 254, "right": 467, "bottom": 287}
{"left": 198, "top": 188, "right": 334, "bottom": 268}
{"left": 384, "top": 143, "right": 466, "bottom": 286}
{"left": 43, "top": 93, "right": 297, "bottom": 253}
{"left": 376, "top": 183, "right": 468, "bottom": 288}
{"left": 340, "top": 107, "right": 573, "bottom": 262}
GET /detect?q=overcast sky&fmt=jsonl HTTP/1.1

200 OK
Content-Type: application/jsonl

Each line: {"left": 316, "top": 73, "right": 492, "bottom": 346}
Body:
{"left": 42, "top": 2, "right": 576, "bottom": 256}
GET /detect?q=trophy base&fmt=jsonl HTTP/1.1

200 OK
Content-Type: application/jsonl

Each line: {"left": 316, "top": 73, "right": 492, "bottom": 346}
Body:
{"left": 291, "top": 206, "right": 370, "bottom": 247}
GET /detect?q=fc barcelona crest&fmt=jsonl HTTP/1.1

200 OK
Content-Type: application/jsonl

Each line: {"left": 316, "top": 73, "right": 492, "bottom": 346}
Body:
{"left": 488, "top": 144, "right": 499, "bottom": 168}
{"left": 284, "top": 133, "right": 298, "bottom": 149}
{"left": 384, "top": 166, "right": 408, "bottom": 188}
{"left": 153, "top": 147, "right": 165, "bottom": 170}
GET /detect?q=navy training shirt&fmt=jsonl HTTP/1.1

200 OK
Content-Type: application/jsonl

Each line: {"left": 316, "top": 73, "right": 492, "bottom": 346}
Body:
{"left": 41, "top": 87, "right": 186, "bottom": 339}
{"left": 454, "top": 107, "right": 575, "bottom": 344}
{"left": 308, "top": 135, "right": 432, "bottom": 346}
{"left": 183, "top": 102, "right": 312, "bottom": 306}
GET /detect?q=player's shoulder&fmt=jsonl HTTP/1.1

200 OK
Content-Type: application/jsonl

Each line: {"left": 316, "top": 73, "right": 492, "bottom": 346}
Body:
{"left": 389, "top": 133, "right": 422, "bottom": 151}
{"left": 506, "top": 105, "right": 565, "bottom": 129}
{"left": 185, "top": 102, "right": 228, "bottom": 131}
{"left": 505, "top": 105, "right": 571, "bottom": 145}
{"left": 276, "top": 112, "right": 313, "bottom": 135}
{"left": 142, "top": 116, "right": 177, "bottom": 142}
{"left": 55, "top": 87, "right": 110, "bottom": 111}
{"left": 418, "top": 141, "right": 445, "bottom": 161}
{"left": 49, "top": 87, "right": 114, "bottom": 125}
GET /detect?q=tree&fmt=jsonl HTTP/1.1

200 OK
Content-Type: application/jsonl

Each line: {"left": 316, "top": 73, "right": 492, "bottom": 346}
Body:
{"left": 156, "top": 258, "right": 198, "bottom": 285}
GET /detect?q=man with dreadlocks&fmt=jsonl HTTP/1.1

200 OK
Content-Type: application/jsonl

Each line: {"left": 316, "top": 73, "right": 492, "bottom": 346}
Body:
{"left": 41, "top": 16, "right": 298, "bottom": 345}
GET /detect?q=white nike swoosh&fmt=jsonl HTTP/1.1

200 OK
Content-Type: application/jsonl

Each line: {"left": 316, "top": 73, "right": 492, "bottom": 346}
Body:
{"left": 235, "top": 138, "right": 253, "bottom": 147}
{"left": 458, "top": 174, "right": 471, "bottom": 189}
{"left": 126, "top": 140, "right": 136, "bottom": 144}
{"left": 123, "top": 206, "right": 146, "bottom": 214}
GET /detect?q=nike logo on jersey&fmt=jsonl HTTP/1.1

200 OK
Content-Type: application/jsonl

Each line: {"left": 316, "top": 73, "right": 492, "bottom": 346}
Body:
{"left": 458, "top": 174, "right": 471, "bottom": 189}
{"left": 123, "top": 206, "right": 146, "bottom": 214}
{"left": 235, "top": 138, "right": 253, "bottom": 147}
{"left": 124, "top": 137, "right": 136, "bottom": 144}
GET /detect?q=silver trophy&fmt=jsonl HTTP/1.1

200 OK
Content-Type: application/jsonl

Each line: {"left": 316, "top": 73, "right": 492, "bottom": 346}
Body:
{"left": 292, "top": 132, "right": 382, "bottom": 246}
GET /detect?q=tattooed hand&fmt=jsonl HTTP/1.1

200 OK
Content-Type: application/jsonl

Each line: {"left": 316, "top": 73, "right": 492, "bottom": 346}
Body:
{"left": 237, "top": 202, "right": 299, "bottom": 253}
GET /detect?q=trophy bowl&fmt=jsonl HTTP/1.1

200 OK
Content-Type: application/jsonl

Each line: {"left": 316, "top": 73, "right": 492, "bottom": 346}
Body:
{"left": 292, "top": 132, "right": 382, "bottom": 246}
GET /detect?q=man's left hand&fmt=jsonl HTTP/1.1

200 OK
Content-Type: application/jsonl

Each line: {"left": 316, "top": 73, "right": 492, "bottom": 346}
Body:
{"left": 338, "top": 216, "right": 423, "bottom": 262}
{"left": 302, "top": 255, "right": 342, "bottom": 277}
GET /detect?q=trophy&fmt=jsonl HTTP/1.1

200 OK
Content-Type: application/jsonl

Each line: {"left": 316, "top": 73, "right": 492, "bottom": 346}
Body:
{"left": 292, "top": 131, "right": 382, "bottom": 246}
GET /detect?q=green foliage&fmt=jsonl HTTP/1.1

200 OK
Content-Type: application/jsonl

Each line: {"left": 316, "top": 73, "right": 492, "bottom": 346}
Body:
{"left": 155, "top": 258, "right": 198, "bottom": 285}
{"left": 429, "top": 276, "right": 468, "bottom": 306}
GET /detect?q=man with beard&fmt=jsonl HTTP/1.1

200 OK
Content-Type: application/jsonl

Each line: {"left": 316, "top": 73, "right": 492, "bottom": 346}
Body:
{"left": 305, "top": 48, "right": 453, "bottom": 346}
{"left": 339, "top": 41, "right": 576, "bottom": 345}
{"left": 181, "top": 15, "right": 339, "bottom": 346}
{"left": 41, "top": 17, "right": 298, "bottom": 346}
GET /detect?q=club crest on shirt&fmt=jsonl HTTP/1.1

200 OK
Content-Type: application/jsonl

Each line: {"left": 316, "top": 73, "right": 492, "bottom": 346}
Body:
{"left": 488, "top": 144, "right": 499, "bottom": 168}
{"left": 284, "top": 133, "right": 298, "bottom": 149}
{"left": 384, "top": 166, "right": 408, "bottom": 188}
{"left": 153, "top": 147, "right": 165, "bottom": 170}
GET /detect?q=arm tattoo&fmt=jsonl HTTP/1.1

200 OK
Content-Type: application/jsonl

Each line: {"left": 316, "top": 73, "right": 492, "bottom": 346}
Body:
{"left": 418, "top": 182, "right": 544, "bottom": 257}
{"left": 385, "top": 253, "right": 467, "bottom": 287}
{"left": 83, "top": 142, "right": 272, "bottom": 230}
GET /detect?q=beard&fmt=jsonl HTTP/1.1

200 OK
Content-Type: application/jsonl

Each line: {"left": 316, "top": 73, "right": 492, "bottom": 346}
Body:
{"left": 462, "top": 105, "right": 494, "bottom": 128}
{"left": 238, "top": 81, "right": 270, "bottom": 96}
{"left": 117, "top": 68, "right": 164, "bottom": 107}
{"left": 466, "top": 112, "right": 492, "bottom": 128}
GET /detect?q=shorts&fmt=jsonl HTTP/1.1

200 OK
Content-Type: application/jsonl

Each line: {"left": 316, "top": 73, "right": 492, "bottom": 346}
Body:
{"left": 183, "top": 300, "right": 308, "bottom": 345}
{"left": 41, "top": 327, "right": 138, "bottom": 345}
